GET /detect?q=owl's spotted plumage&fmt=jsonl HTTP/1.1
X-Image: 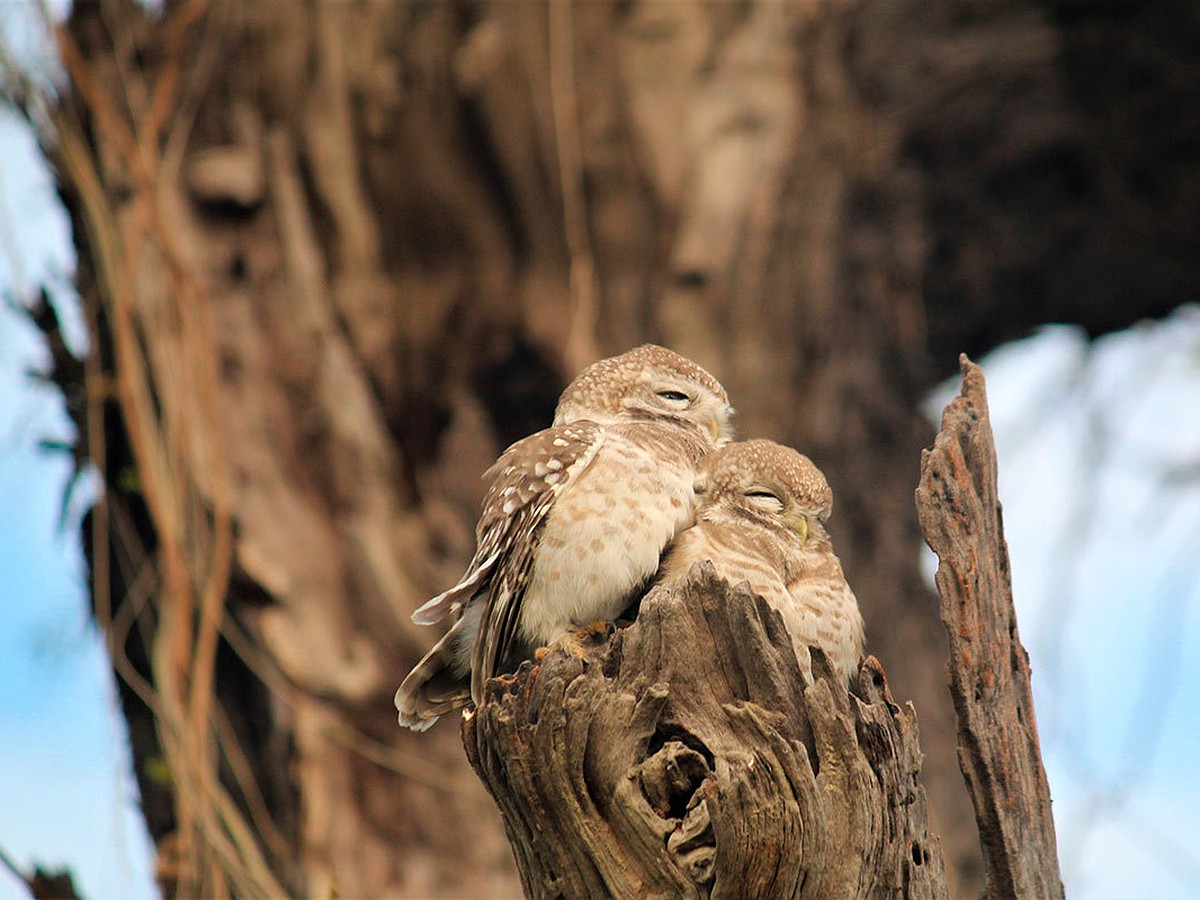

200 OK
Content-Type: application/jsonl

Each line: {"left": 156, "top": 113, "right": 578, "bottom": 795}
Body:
{"left": 659, "top": 439, "right": 865, "bottom": 684}
{"left": 396, "top": 345, "right": 734, "bottom": 730}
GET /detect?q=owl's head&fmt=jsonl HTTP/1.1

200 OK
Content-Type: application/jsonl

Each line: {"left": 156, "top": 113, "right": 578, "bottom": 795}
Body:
{"left": 694, "top": 439, "right": 833, "bottom": 542}
{"left": 554, "top": 344, "right": 734, "bottom": 445}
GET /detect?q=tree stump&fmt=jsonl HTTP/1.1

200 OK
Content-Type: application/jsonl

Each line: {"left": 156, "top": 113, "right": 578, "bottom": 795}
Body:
{"left": 463, "top": 564, "right": 948, "bottom": 899}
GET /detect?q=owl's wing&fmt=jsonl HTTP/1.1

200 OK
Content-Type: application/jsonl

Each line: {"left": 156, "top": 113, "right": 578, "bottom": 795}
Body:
{"left": 467, "top": 421, "right": 606, "bottom": 705}
{"left": 411, "top": 422, "right": 604, "bottom": 629}
{"left": 410, "top": 546, "right": 501, "bottom": 626}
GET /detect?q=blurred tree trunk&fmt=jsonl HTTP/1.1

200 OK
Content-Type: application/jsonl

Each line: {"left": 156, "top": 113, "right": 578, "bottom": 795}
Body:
{"left": 39, "top": 0, "right": 1200, "bottom": 896}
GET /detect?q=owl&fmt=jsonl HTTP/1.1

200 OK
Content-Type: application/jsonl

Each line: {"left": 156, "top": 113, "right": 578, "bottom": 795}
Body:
{"left": 396, "top": 345, "right": 734, "bottom": 730}
{"left": 658, "top": 439, "right": 864, "bottom": 684}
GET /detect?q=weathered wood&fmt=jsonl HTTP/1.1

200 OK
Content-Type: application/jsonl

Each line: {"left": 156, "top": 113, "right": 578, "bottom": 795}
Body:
{"left": 464, "top": 563, "right": 948, "bottom": 899}
{"left": 916, "top": 355, "right": 1064, "bottom": 900}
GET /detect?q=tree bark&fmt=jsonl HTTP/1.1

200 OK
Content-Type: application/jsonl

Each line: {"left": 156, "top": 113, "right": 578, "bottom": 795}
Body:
{"left": 917, "top": 358, "right": 1064, "bottom": 899}
{"left": 464, "top": 564, "right": 948, "bottom": 900}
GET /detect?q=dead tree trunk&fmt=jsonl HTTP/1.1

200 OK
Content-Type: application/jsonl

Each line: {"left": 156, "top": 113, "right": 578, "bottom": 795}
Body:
{"left": 917, "top": 357, "right": 1064, "bottom": 899}
{"left": 465, "top": 565, "right": 949, "bottom": 899}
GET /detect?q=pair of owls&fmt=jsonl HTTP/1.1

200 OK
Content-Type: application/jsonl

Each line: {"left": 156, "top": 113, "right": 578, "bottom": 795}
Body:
{"left": 396, "top": 346, "right": 864, "bottom": 730}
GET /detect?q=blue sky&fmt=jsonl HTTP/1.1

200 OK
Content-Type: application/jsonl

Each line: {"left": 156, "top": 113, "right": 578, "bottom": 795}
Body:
{"left": 3, "top": 52, "right": 1200, "bottom": 900}
{"left": 929, "top": 317, "right": 1200, "bottom": 899}
{"left": 0, "top": 104, "right": 157, "bottom": 900}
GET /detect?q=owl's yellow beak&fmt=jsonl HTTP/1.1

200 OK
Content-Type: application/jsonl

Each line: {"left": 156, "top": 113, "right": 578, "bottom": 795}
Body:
{"left": 706, "top": 408, "right": 734, "bottom": 444}
{"left": 787, "top": 514, "right": 809, "bottom": 542}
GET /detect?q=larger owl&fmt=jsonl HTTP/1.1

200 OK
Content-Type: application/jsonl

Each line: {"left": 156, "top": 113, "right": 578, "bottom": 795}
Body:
{"left": 658, "top": 439, "right": 865, "bottom": 684}
{"left": 396, "top": 345, "right": 734, "bottom": 730}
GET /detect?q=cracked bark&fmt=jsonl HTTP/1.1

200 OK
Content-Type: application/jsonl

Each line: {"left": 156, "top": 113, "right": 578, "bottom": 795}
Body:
{"left": 464, "top": 565, "right": 949, "bottom": 899}
{"left": 917, "top": 357, "right": 1065, "bottom": 900}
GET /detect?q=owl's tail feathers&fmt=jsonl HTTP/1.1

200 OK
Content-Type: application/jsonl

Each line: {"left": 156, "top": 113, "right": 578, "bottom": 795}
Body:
{"left": 410, "top": 549, "right": 500, "bottom": 625}
{"left": 395, "top": 624, "right": 473, "bottom": 731}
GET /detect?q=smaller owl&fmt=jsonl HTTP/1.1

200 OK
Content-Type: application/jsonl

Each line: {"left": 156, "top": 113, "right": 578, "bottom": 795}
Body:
{"left": 658, "top": 439, "right": 864, "bottom": 684}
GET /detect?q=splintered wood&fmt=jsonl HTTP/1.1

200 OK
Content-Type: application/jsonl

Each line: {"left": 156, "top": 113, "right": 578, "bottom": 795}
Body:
{"left": 916, "top": 355, "right": 1064, "bottom": 900}
{"left": 464, "top": 564, "right": 948, "bottom": 899}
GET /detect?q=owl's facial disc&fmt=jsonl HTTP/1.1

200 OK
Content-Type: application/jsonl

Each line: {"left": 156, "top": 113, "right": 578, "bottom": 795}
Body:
{"left": 622, "top": 373, "right": 731, "bottom": 445}
{"left": 743, "top": 485, "right": 809, "bottom": 540}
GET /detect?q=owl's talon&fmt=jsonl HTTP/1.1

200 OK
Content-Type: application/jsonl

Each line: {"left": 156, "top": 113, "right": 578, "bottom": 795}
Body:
{"left": 578, "top": 619, "right": 611, "bottom": 639}
{"left": 536, "top": 621, "right": 614, "bottom": 661}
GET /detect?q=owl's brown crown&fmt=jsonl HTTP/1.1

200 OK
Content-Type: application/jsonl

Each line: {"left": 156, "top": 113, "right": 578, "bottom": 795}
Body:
{"left": 697, "top": 439, "right": 833, "bottom": 521}
{"left": 553, "top": 344, "right": 732, "bottom": 442}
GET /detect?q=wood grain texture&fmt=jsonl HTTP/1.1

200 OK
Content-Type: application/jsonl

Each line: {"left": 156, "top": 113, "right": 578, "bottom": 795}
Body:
{"left": 916, "top": 355, "right": 1064, "bottom": 900}
{"left": 464, "top": 563, "right": 948, "bottom": 899}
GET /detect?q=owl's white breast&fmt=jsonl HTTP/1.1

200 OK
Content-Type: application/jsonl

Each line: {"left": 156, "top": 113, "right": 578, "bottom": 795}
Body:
{"left": 517, "top": 428, "right": 697, "bottom": 647}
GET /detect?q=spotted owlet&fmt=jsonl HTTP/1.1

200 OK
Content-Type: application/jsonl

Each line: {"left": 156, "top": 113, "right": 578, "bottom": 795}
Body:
{"left": 396, "top": 345, "right": 735, "bottom": 730}
{"left": 658, "top": 439, "right": 864, "bottom": 684}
